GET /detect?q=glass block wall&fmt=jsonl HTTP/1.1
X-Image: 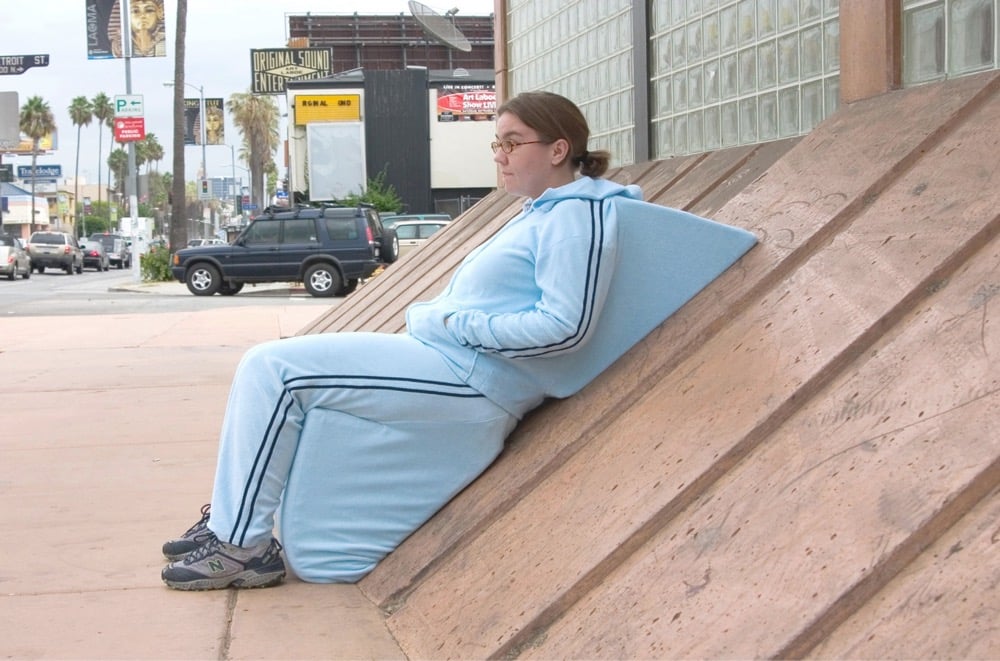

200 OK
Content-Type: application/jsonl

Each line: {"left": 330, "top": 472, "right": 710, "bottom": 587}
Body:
{"left": 649, "top": 0, "right": 841, "bottom": 158}
{"left": 506, "top": 0, "right": 636, "bottom": 166}
{"left": 903, "top": 0, "right": 998, "bottom": 84}
{"left": 503, "top": 1, "right": 998, "bottom": 166}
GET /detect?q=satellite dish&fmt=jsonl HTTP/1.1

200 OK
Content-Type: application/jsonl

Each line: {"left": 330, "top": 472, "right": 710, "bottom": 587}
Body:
{"left": 408, "top": 0, "right": 472, "bottom": 52}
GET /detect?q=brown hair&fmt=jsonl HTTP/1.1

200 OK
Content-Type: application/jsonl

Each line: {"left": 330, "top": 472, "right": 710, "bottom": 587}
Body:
{"left": 496, "top": 91, "right": 610, "bottom": 178}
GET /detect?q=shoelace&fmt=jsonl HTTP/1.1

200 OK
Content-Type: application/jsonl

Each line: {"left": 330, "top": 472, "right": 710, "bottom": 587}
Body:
{"left": 181, "top": 503, "right": 211, "bottom": 536}
{"left": 184, "top": 534, "right": 223, "bottom": 564}
{"left": 183, "top": 535, "right": 282, "bottom": 565}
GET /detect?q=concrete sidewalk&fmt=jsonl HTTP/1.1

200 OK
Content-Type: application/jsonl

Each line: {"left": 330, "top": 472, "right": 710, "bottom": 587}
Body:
{"left": 110, "top": 277, "right": 310, "bottom": 297}
{"left": 0, "top": 303, "right": 405, "bottom": 659}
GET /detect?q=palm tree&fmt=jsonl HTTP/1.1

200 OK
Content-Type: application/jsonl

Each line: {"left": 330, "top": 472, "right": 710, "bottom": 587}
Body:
{"left": 108, "top": 148, "right": 128, "bottom": 199}
{"left": 143, "top": 133, "right": 164, "bottom": 173}
{"left": 69, "top": 96, "right": 94, "bottom": 235}
{"left": 136, "top": 139, "right": 150, "bottom": 175}
{"left": 91, "top": 93, "right": 114, "bottom": 212}
{"left": 170, "top": 0, "right": 189, "bottom": 251}
{"left": 105, "top": 115, "right": 116, "bottom": 225}
{"left": 19, "top": 96, "right": 56, "bottom": 230}
{"left": 227, "top": 90, "right": 280, "bottom": 211}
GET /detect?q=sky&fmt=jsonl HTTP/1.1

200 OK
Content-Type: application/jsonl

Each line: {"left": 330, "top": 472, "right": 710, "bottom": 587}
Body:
{"left": 1, "top": 0, "right": 495, "bottom": 187}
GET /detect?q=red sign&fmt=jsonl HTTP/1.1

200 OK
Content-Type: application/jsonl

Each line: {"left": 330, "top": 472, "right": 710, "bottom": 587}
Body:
{"left": 437, "top": 89, "right": 496, "bottom": 122}
{"left": 114, "top": 116, "right": 145, "bottom": 142}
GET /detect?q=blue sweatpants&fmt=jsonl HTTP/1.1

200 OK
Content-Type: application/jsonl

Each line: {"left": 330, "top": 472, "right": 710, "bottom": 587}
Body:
{"left": 207, "top": 332, "right": 519, "bottom": 582}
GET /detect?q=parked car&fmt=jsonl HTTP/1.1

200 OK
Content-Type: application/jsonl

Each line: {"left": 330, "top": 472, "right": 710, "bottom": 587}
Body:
{"left": 170, "top": 204, "right": 399, "bottom": 297}
{"left": 26, "top": 231, "right": 83, "bottom": 274}
{"left": 392, "top": 219, "right": 451, "bottom": 258}
{"left": 187, "top": 238, "right": 229, "bottom": 247}
{"left": 0, "top": 234, "right": 31, "bottom": 280}
{"left": 89, "top": 233, "right": 131, "bottom": 269}
{"left": 80, "top": 239, "right": 111, "bottom": 271}
{"left": 380, "top": 213, "right": 452, "bottom": 230}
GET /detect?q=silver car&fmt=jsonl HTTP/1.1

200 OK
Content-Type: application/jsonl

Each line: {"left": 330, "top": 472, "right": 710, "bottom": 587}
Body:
{"left": 1, "top": 234, "right": 31, "bottom": 280}
{"left": 27, "top": 231, "right": 84, "bottom": 275}
{"left": 80, "top": 239, "right": 111, "bottom": 271}
{"left": 391, "top": 219, "right": 451, "bottom": 258}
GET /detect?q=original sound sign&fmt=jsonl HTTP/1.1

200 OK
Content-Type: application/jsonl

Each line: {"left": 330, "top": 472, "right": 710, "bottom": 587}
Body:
{"left": 114, "top": 116, "right": 145, "bottom": 142}
{"left": 251, "top": 48, "right": 333, "bottom": 94}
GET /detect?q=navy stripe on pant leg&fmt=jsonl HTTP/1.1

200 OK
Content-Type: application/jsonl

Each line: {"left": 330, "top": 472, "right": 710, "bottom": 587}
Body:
{"left": 229, "top": 373, "right": 486, "bottom": 546}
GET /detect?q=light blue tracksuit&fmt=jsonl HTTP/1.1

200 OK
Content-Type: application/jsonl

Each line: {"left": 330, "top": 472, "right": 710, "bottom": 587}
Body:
{"left": 208, "top": 177, "right": 642, "bottom": 581}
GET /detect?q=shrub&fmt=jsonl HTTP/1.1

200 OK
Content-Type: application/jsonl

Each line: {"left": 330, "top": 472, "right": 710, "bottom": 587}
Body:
{"left": 337, "top": 168, "right": 402, "bottom": 213}
{"left": 140, "top": 245, "right": 173, "bottom": 282}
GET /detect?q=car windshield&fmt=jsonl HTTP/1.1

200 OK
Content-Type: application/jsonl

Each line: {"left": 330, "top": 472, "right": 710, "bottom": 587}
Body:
{"left": 0, "top": 235, "right": 15, "bottom": 247}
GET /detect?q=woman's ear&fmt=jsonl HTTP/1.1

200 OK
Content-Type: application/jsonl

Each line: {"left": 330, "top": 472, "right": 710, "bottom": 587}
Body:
{"left": 550, "top": 138, "right": 571, "bottom": 167}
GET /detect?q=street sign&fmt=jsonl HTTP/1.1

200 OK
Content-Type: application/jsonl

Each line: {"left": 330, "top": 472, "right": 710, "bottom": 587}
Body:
{"left": 0, "top": 54, "right": 49, "bottom": 76}
{"left": 0, "top": 164, "right": 13, "bottom": 182}
{"left": 17, "top": 164, "right": 62, "bottom": 179}
{"left": 113, "top": 117, "right": 145, "bottom": 142}
{"left": 114, "top": 94, "right": 144, "bottom": 117}
{"left": 0, "top": 91, "right": 18, "bottom": 146}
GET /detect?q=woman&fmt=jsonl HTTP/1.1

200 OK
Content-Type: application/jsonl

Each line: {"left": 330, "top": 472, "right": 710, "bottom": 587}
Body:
{"left": 161, "top": 91, "right": 644, "bottom": 590}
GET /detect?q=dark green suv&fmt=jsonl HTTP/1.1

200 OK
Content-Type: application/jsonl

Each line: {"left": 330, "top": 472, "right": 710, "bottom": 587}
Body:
{"left": 171, "top": 205, "right": 399, "bottom": 297}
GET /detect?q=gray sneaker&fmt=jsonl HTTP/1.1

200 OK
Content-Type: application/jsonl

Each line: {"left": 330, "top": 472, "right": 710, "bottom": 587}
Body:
{"left": 162, "top": 503, "right": 213, "bottom": 561}
{"left": 161, "top": 534, "right": 286, "bottom": 591}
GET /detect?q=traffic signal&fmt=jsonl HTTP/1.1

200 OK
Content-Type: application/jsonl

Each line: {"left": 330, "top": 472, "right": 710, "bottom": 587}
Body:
{"left": 200, "top": 179, "right": 209, "bottom": 196}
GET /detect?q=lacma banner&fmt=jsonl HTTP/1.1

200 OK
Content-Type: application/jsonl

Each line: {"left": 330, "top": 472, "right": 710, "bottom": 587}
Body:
{"left": 86, "top": 0, "right": 166, "bottom": 59}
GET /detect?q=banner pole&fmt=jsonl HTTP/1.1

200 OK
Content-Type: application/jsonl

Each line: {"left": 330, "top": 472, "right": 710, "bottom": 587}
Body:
{"left": 121, "top": 0, "right": 141, "bottom": 281}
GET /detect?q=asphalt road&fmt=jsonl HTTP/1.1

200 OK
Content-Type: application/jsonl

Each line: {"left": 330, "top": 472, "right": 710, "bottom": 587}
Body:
{"left": 0, "top": 267, "right": 339, "bottom": 317}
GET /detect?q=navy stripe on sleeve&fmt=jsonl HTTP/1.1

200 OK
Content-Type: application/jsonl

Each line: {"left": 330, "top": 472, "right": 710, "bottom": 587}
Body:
{"left": 488, "top": 199, "right": 607, "bottom": 358}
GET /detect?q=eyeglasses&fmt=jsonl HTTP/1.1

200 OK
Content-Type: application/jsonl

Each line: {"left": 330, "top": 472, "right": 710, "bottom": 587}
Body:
{"left": 491, "top": 139, "right": 546, "bottom": 154}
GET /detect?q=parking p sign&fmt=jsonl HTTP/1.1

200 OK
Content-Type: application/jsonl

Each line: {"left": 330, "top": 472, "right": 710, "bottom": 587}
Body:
{"left": 114, "top": 94, "right": 143, "bottom": 117}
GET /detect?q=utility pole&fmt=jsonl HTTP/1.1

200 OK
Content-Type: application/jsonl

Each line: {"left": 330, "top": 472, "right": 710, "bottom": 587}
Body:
{"left": 122, "top": 0, "right": 140, "bottom": 282}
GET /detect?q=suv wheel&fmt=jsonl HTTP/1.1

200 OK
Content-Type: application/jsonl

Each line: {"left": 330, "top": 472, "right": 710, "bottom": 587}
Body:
{"left": 64, "top": 261, "right": 74, "bottom": 275}
{"left": 303, "top": 263, "right": 342, "bottom": 298}
{"left": 186, "top": 263, "right": 222, "bottom": 295}
{"left": 381, "top": 229, "right": 400, "bottom": 264}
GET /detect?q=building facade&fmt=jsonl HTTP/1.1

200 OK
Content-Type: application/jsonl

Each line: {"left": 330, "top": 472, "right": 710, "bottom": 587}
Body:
{"left": 278, "top": 3, "right": 997, "bottom": 210}
{"left": 496, "top": 0, "right": 999, "bottom": 167}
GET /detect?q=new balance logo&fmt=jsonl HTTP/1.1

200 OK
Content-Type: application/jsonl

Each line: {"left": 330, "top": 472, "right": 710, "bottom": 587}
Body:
{"left": 208, "top": 559, "right": 226, "bottom": 573}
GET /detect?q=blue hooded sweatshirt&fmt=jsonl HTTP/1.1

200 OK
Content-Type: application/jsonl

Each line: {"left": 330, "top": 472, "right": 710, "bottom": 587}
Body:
{"left": 406, "top": 176, "right": 643, "bottom": 417}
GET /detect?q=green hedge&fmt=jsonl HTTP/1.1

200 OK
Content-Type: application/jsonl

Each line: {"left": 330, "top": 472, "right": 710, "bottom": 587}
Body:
{"left": 140, "top": 245, "right": 173, "bottom": 282}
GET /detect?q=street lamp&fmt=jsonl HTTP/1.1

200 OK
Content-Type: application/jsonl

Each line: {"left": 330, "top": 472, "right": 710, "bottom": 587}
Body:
{"left": 163, "top": 81, "right": 207, "bottom": 185}
{"left": 229, "top": 144, "right": 238, "bottom": 203}
{"left": 225, "top": 144, "right": 251, "bottom": 198}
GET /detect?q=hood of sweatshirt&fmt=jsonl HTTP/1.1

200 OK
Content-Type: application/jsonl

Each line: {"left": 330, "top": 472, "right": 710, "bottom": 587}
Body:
{"left": 525, "top": 176, "right": 643, "bottom": 213}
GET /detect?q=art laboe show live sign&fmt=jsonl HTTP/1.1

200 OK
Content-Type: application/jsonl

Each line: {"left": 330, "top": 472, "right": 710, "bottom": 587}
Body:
{"left": 437, "top": 86, "right": 496, "bottom": 122}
